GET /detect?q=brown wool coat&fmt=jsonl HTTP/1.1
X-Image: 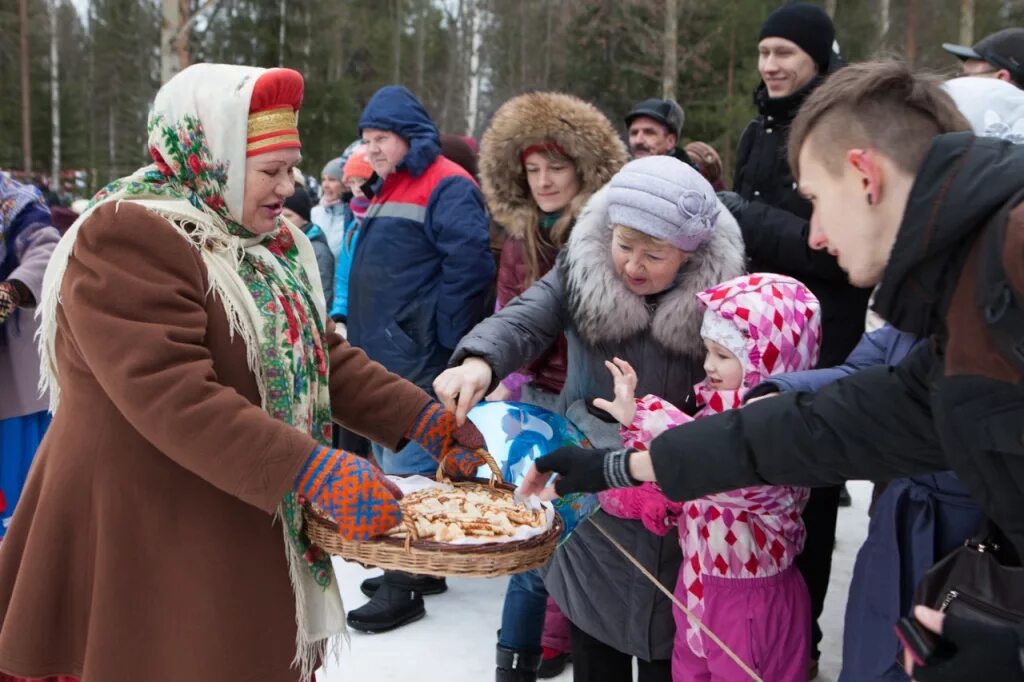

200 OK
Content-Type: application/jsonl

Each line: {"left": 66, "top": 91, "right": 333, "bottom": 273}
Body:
{"left": 0, "top": 202, "right": 430, "bottom": 682}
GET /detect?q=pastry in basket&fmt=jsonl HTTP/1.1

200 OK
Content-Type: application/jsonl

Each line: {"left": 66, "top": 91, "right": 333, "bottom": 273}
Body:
{"left": 390, "top": 484, "right": 547, "bottom": 543}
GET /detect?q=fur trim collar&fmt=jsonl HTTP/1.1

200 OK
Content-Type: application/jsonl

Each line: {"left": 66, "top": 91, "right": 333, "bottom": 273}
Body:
{"left": 479, "top": 92, "right": 628, "bottom": 239}
{"left": 563, "top": 186, "right": 746, "bottom": 358}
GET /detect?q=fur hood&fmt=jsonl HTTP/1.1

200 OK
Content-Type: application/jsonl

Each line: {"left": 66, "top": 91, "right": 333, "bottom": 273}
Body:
{"left": 479, "top": 92, "right": 628, "bottom": 239}
{"left": 563, "top": 186, "right": 746, "bottom": 358}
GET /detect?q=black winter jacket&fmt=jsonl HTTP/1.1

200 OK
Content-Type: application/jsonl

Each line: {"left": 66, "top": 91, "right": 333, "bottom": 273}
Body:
{"left": 733, "top": 80, "right": 872, "bottom": 366}
{"left": 651, "top": 133, "right": 1024, "bottom": 561}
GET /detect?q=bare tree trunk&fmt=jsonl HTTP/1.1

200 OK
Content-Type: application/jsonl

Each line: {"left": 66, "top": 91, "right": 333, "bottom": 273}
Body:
{"left": 415, "top": 0, "right": 426, "bottom": 93}
{"left": 176, "top": 0, "right": 190, "bottom": 72}
{"left": 879, "top": 0, "right": 890, "bottom": 42}
{"left": 439, "top": 0, "right": 464, "bottom": 132}
{"left": 661, "top": 0, "right": 678, "bottom": 100}
{"left": 50, "top": 0, "right": 60, "bottom": 192}
{"left": 278, "top": 0, "right": 286, "bottom": 66}
{"left": 465, "top": 0, "right": 483, "bottom": 136}
{"left": 542, "top": 0, "right": 554, "bottom": 86}
{"left": 724, "top": 17, "right": 736, "bottom": 181}
{"left": 519, "top": 0, "right": 527, "bottom": 89}
{"left": 161, "top": 0, "right": 178, "bottom": 84}
{"left": 108, "top": 107, "right": 115, "bottom": 178}
{"left": 959, "top": 0, "right": 975, "bottom": 47}
{"left": 19, "top": 0, "right": 32, "bottom": 174}
{"left": 393, "top": 0, "right": 402, "bottom": 83}
{"left": 905, "top": 0, "right": 917, "bottom": 66}
{"left": 825, "top": 0, "right": 837, "bottom": 17}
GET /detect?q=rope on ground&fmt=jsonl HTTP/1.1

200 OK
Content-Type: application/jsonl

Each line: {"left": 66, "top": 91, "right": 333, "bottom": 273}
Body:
{"left": 587, "top": 515, "right": 765, "bottom": 682}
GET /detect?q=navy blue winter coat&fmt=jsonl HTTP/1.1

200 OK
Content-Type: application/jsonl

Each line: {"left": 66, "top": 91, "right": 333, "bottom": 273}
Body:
{"left": 752, "top": 324, "right": 983, "bottom": 682}
{"left": 346, "top": 87, "right": 494, "bottom": 392}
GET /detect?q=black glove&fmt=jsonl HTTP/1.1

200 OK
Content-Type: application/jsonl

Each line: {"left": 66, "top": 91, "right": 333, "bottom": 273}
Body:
{"left": 716, "top": 191, "right": 749, "bottom": 220}
{"left": 914, "top": 614, "right": 1024, "bottom": 681}
{"left": 534, "top": 446, "right": 639, "bottom": 496}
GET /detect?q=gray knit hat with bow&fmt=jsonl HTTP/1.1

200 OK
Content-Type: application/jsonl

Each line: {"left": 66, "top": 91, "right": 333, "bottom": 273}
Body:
{"left": 607, "top": 155, "right": 720, "bottom": 252}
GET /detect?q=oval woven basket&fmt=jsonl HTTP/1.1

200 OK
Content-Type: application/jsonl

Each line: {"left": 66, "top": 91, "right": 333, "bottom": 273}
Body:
{"left": 303, "top": 450, "right": 563, "bottom": 578}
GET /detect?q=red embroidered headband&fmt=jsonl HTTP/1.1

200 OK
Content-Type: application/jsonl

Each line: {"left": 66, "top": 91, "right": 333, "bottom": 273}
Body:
{"left": 247, "top": 68, "right": 304, "bottom": 157}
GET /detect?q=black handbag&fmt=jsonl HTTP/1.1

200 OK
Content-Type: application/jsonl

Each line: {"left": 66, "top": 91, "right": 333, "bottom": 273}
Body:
{"left": 913, "top": 521, "right": 1024, "bottom": 627}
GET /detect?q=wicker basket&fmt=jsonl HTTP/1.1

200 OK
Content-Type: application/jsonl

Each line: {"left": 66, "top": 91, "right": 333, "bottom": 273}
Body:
{"left": 303, "top": 450, "right": 563, "bottom": 578}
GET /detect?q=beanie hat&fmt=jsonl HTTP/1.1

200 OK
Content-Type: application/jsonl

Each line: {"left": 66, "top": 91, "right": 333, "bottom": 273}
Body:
{"left": 284, "top": 184, "right": 311, "bottom": 223}
{"left": 759, "top": 2, "right": 835, "bottom": 73}
{"left": 606, "top": 156, "right": 720, "bottom": 252}
{"left": 343, "top": 147, "right": 374, "bottom": 184}
{"left": 321, "top": 156, "right": 343, "bottom": 181}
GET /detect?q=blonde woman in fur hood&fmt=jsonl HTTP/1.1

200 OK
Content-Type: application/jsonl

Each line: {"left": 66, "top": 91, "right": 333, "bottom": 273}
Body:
{"left": 436, "top": 156, "right": 745, "bottom": 681}
{"left": 481, "top": 91, "right": 627, "bottom": 408}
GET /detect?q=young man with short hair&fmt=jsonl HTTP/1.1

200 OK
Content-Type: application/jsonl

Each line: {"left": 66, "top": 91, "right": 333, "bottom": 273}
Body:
{"left": 528, "top": 60, "right": 1024, "bottom": 681}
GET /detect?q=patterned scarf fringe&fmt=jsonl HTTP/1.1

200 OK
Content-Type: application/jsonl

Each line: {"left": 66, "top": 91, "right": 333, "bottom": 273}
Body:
{"left": 277, "top": 505, "right": 347, "bottom": 681}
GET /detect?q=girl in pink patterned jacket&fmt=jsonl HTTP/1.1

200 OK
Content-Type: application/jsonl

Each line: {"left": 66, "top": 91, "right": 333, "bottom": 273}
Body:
{"left": 595, "top": 273, "right": 821, "bottom": 682}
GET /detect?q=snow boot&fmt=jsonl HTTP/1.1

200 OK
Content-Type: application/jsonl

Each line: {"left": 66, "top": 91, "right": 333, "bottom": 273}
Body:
{"left": 346, "top": 579, "right": 425, "bottom": 634}
{"left": 360, "top": 571, "right": 447, "bottom": 598}
{"left": 496, "top": 644, "right": 542, "bottom": 682}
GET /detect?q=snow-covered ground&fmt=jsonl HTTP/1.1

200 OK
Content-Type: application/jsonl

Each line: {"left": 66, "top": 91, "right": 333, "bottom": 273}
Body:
{"left": 319, "top": 481, "right": 873, "bottom": 681}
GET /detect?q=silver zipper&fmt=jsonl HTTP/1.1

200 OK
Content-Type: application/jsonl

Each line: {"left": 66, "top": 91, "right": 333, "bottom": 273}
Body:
{"left": 939, "top": 590, "right": 959, "bottom": 612}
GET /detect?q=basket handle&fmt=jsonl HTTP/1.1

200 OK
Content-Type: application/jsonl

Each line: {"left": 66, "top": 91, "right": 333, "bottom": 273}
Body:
{"left": 436, "top": 448, "right": 503, "bottom": 487}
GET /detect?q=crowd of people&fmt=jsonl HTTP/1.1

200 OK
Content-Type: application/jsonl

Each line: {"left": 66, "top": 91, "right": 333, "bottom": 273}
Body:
{"left": 0, "top": 2, "right": 1022, "bottom": 682}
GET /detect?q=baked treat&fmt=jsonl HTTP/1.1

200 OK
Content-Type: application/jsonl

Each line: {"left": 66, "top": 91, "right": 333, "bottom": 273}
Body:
{"left": 390, "top": 483, "right": 546, "bottom": 543}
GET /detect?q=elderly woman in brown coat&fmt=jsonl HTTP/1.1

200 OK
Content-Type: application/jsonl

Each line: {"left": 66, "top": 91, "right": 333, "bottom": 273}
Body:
{"left": 0, "top": 64, "right": 483, "bottom": 682}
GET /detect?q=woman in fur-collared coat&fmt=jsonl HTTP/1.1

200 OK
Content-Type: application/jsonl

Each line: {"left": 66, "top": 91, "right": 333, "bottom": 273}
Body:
{"left": 437, "top": 156, "right": 746, "bottom": 681}
{"left": 477, "top": 91, "right": 627, "bottom": 679}
{"left": 481, "top": 92, "right": 627, "bottom": 407}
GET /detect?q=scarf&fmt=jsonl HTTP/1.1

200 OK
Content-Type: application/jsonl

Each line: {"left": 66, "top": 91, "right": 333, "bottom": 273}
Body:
{"left": 349, "top": 195, "right": 370, "bottom": 221}
{"left": 38, "top": 64, "right": 343, "bottom": 680}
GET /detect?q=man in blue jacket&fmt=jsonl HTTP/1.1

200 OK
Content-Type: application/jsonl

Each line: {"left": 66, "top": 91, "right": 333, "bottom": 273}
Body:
{"left": 345, "top": 85, "right": 495, "bottom": 633}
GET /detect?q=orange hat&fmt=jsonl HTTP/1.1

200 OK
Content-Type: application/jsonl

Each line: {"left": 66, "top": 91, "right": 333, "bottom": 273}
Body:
{"left": 247, "top": 68, "right": 304, "bottom": 157}
{"left": 343, "top": 147, "right": 374, "bottom": 184}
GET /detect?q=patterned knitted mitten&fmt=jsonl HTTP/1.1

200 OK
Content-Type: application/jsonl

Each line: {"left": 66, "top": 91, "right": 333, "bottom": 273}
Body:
{"left": 407, "top": 402, "right": 487, "bottom": 479}
{"left": 296, "top": 446, "right": 402, "bottom": 540}
{"left": 0, "top": 282, "right": 19, "bottom": 324}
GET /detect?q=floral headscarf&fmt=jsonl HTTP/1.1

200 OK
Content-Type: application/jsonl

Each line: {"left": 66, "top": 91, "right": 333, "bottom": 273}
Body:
{"left": 39, "top": 64, "right": 340, "bottom": 679}
{"left": 0, "top": 174, "right": 50, "bottom": 282}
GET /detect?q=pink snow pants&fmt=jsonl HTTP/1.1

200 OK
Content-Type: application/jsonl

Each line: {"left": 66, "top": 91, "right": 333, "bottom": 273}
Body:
{"left": 672, "top": 565, "right": 811, "bottom": 682}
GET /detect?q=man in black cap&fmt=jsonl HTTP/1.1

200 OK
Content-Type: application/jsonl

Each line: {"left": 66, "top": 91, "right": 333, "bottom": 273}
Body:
{"left": 716, "top": 3, "right": 871, "bottom": 677}
{"left": 944, "top": 28, "right": 1024, "bottom": 88}
{"left": 624, "top": 98, "right": 692, "bottom": 162}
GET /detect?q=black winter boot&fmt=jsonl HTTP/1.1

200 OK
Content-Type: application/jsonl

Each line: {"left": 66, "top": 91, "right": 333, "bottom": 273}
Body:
{"left": 346, "top": 578, "right": 425, "bottom": 633}
{"left": 360, "top": 571, "right": 447, "bottom": 598}
{"left": 496, "top": 643, "right": 542, "bottom": 682}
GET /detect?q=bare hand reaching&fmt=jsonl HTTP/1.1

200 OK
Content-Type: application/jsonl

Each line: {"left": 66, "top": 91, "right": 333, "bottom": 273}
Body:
{"left": 432, "top": 357, "right": 493, "bottom": 426}
{"left": 591, "top": 357, "right": 638, "bottom": 426}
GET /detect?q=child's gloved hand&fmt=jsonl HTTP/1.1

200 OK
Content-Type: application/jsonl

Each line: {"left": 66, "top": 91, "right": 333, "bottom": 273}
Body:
{"left": 407, "top": 402, "right": 487, "bottom": 479}
{"left": 524, "top": 446, "right": 638, "bottom": 497}
{"left": 296, "top": 446, "right": 403, "bottom": 540}
{"left": 592, "top": 357, "right": 639, "bottom": 427}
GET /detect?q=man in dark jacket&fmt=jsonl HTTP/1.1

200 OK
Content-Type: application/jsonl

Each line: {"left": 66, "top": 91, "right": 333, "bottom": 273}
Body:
{"left": 345, "top": 85, "right": 494, "bottom": 633}
{"left": 717, "top": 4, "right": 872, "bottom": 670}
{"left": 527, "top": 62, "right": 1024, "bottom": 682}
{"left": 624, "top": 98, "right": 695, "bottom": 166}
